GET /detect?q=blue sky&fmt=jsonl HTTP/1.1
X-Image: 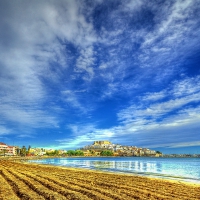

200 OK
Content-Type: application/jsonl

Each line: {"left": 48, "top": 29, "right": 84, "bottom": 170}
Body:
{"left": 0, "top": 0, "right": 200, "bottom": 154}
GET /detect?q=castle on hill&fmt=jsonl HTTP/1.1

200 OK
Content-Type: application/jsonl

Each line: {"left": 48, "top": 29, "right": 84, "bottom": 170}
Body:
{"left": 93, "top": 141, "right": 111, "bottom": 145}
{"left": 81, "top": 140, "right": 161, "bottom": 157}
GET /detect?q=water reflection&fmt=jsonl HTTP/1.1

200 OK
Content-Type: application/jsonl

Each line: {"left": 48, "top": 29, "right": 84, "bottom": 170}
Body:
{"left": 54, "top": 159, "right": 175, "bottom": 176}
{"left": 29, "top": 157, "right": 200, "bottom": 182}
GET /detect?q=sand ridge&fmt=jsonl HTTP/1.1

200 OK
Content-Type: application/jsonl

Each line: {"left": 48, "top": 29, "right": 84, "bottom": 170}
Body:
{"left": 0, "top": 160, "right": 200, "bottom": 199}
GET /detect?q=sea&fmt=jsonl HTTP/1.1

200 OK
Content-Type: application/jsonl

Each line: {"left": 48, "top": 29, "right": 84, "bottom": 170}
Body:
{"left": 28, "top": 157, "right": 200, "bottom": 183}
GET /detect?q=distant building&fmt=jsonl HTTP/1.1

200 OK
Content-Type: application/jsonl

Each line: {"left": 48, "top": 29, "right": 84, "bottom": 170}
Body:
{"left": 0, "top": 142, "right": 7, "bottom": 153}
{"left": 7, "top": 146, "right": 16, "bottom": 155}
{"left": 81, "top": 141, "right": 162, "bottom": 157}
{"left": 0, "top": 142, "right": 16, "bottom": 156}
{"left": 93, "top": 141, "right": 112, "bottom": 145}
{"left": 29, "top": 148, "right": 46, "bottom": 156}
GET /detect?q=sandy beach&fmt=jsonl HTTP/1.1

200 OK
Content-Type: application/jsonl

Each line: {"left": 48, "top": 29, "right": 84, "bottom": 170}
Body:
{"left": 0, "top": 160, "right": 200, "bottom": 200}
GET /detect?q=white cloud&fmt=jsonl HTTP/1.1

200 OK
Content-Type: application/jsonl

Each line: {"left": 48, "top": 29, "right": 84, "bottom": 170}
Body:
{"left": 86, "top": 0, "right": 200, "bottom": 101}
{"left": 123, "top": 0, "right": 143, "bottom": 12}
{"left": 146, "top": 141, "right": 200, "bottom": 149}
{"left": 111, "top": 75, "right": 200, "bottom": 147}
{"left": 167, "top": 141, "right": 200, "bottom": 148}
{"left": 55, "top": 96, "right": 200, "bottom": 149}
{"left": 119, "top": 75, "right": 200, "bottom": 123}
{"left": 138, "top": 0, "right": 200, "bottom": 75}
{"left": 142, "top": 0, "right": 195, "bottom": 47}
{"left": 61, "top": 90, "right": 91, "bottom": 113}
{"left": 55, "top": 122, "right": 116, "bottom": 149}
{"left": 142, "top": 91, "right": 167, "bottom": 101}
{"left": 0, "top": 1, "right": 98, "bottom": 131}
{"left": 0, "top": 126, "right": 11, "bottom": 135}
{"left": 99, "top": 63, "right": 108, "bottom": 70}
{"left": 76, "top": 46, "right": 95, "bottom": 80}
{"left": 171, "top": 76, "right": 200, "bottom": 97}
{"left": 0, "top": 103, "right": 58, "bottom": 128}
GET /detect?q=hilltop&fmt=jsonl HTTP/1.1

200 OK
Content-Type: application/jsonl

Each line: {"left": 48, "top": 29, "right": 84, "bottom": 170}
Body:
{"left": 80, "top": 141, "right": 162, "bottom": 157}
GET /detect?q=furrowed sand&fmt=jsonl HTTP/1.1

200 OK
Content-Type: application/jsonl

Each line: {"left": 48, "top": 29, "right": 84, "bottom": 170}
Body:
{"left": 0, "top": 159, "right": 200, "bottom": 200}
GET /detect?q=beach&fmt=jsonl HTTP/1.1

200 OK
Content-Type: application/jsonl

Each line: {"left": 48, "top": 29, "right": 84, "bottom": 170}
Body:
{"left": 0, "top": 160, "right": 200, "bottom": 200}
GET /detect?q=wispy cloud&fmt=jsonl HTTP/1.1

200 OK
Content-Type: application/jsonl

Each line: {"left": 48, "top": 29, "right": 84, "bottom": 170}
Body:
{"left": 55, "top": 122, "right": 117, "bottom": 149}
{"left": 141, "top": 91, "right": 167, "bottom": 102}
{"left": 58, "top": 75, "right": 200, "bottom": 149}
{"left": 0, "top": 0, "right": 97, "bottom": 133}
{"left": 76, "top": 46, "right": 96, "bottom": 80}
{"left": 114, "top": 75, "right": 200, "bottom": 147}
{"left": 166, "top": 141, "right": 200, "bottom": 148}
{"left": 0, "top": 126, "right": 11, "bottom": 136}
{"left": 0, "top": 1, "right": 200, "bottom": 151}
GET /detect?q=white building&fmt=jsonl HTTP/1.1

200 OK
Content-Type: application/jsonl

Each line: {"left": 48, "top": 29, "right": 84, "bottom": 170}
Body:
{"left": 0, "top": 142, "right": 7, "bottom": 153}
{"left": 0, "top": 142, "right": 16, "bottom": 156}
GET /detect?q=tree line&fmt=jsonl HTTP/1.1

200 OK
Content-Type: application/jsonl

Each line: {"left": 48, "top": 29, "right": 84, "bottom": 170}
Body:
{"left": 1, "top": 145, "right": 114, "bottom": 157}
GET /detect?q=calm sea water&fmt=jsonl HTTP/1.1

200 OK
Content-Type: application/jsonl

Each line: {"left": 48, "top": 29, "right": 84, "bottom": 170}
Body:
{"left": 29, "top": 157, "right": 200, "bottom": 183}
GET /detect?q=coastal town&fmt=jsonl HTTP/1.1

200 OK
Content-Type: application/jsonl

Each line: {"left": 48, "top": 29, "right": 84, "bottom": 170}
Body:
{"left": 80, "top": 140, "right": 161, "bottom": 157}
{"left": 1, "top": 140, "right": 200, "bottom": 158}
{"left": 1, "top": 140, "right": 200, "bottom": 200}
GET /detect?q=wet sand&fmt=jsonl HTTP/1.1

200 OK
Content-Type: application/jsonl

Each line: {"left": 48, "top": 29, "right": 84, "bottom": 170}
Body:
{"left": 0, "top": 160, "right": 200, "bottom": 200}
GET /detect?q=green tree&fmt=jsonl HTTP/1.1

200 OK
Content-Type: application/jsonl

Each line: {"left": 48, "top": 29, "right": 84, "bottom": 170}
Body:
{"left": 16, "top": 147, "right": 21, "bottom": 156}
{"left": 100, "top": 150, "right": 113, "bottom": 156}
{"left": 89, "top": 150, "right": 95, "bottom": 155}
{"left": 54, "top": 150, "right": 59, "bottom": 155}
{"left": 0, "top": 149, "right": 8, "bottom": 157}
{"left": 156, "top": 151, "right": 162, "bottom": 154}
{"left": 66, "top": 150, "right": 84, "bottom": 156}
{"left": 26, "top": 145, "right": 31, "bottom": 156}
{"left": 67, "top": 150, "right": 75, "bottom": 156}
{"left": 20, "top": 146, "right": 27, "bottom": 157}
{"left": 28, "top": 145, "right": 31, "bottom": 152}
{"left": 75, "top": 150, "right": 84, "bottom": 156}
{"left": 46, "top": 150, "right": 59, "bottom": 156}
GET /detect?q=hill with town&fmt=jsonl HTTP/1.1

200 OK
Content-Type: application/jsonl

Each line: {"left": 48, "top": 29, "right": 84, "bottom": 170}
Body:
{"left": 80, "top": 141, "right": 161, "bottom": 157}
{"left": 1, "top": 140, "right": 162, "bottom": 157}
{"left": 1, "top": 140, "right": 200, "bottom": 158}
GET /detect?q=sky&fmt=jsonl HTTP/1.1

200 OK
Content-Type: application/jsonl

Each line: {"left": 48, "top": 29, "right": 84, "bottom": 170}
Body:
{"left": 0, "top": 0, "right": 200, "bottom": 154}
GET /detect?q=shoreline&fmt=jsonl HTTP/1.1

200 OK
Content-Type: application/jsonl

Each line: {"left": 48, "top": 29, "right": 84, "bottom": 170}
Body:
{"left": 31, "top": 161, "right": 200, "bottom": 186}
{"left": 24, "top": 156, "right": 200, "bottom": 185}
{"left": 2, "top": 156, "right": 200, "bottom": 185}
{"left": 0, "top": 160, "right": 200, "bottom": 199}
{"left": 28, "top": 160, "right": 200, "bottom": 186}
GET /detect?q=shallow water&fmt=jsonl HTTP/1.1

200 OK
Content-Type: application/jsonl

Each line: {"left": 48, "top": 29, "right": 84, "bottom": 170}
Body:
{"left": 29, "top": 157, "right": 200, "bottom": 183}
